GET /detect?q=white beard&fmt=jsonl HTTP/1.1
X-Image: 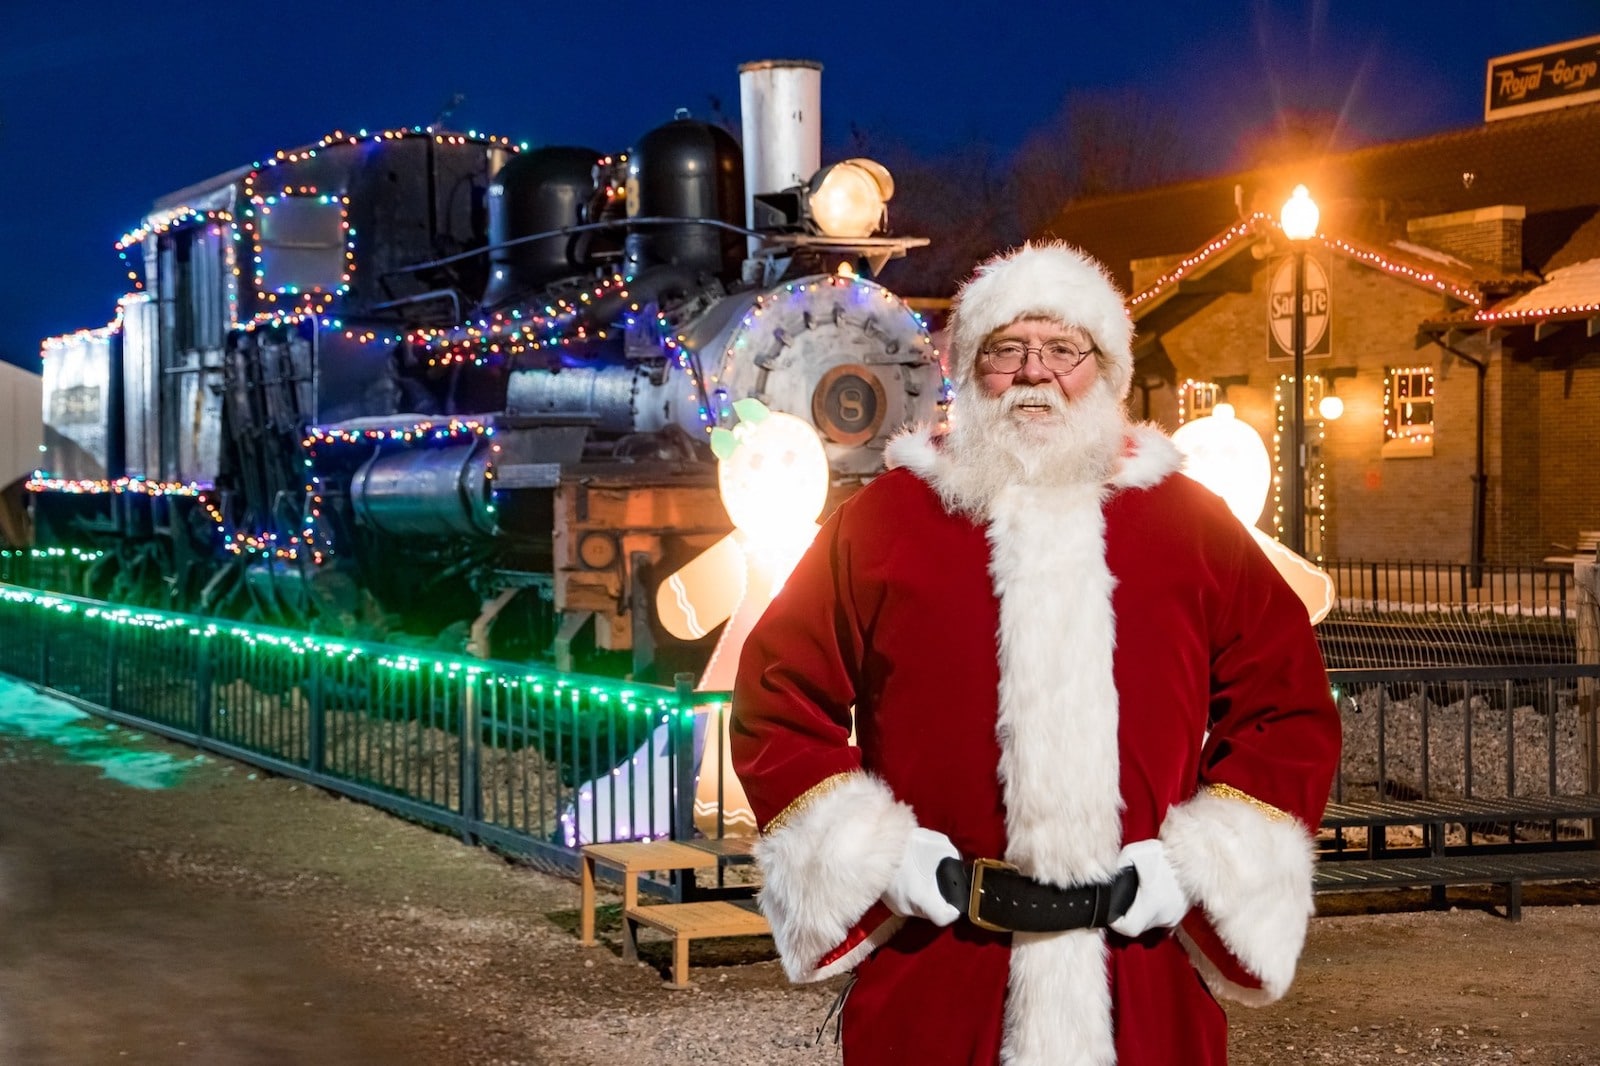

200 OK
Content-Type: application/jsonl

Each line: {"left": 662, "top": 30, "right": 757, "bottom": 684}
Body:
{"left": 935, "top": 374, "right": 1130, "bottom": 518}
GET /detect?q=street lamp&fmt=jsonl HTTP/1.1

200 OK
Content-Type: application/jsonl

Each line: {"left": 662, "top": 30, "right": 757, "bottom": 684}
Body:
{"left": 1281, "top": 184, "right": 1319, "bottom": 555}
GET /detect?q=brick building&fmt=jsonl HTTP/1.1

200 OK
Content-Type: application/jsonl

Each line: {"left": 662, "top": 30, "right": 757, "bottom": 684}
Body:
{"left": 1041, "top": 50, "right": 1600, "bottom": 567}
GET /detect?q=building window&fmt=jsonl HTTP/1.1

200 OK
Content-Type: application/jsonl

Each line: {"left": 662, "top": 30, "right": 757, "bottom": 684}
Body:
{"left": 1178, "top": 379, "right": 1221, "bottom": 424}
{"left": 1383, "top": 366, "right": 1434, "bottom": 458}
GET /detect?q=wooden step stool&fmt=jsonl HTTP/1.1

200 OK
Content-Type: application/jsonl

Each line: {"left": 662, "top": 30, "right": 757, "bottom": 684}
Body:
{"left": 625, "top": 899, "right": 771, "bottom": 988}
{"left": 578, "top": 840, "right": 720, "bottom": 958}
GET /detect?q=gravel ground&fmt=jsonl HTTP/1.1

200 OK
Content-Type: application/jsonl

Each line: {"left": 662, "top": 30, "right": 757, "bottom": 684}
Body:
{"left": 1337, "top": 687, "right": 1594, "bottom": 798}
{"left": 1, "top": 686, "right": 1598, "bottom": 1064}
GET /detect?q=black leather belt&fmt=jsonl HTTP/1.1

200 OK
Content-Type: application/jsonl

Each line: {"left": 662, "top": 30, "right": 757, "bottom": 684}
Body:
{"left": 935, "top": 857, "right": 1139, "bottom": 933}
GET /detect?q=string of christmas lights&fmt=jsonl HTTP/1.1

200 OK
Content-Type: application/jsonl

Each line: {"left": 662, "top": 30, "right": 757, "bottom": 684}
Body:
{"left": 1130, "top": 216, "right": 1267, "bottom": 308}
{"left": 0, "top": 547, "right": 105, "bottom": 560}
{"left": 0, "top": 585, "right": 684, "bottom": 715}
{"left": 1129, "top": 214, "right": 1484, "bottom": 310}
{"left": 1464, "top": 299, "right": 1600, "bottom": 325}
{"left": 1383, "top": 366, "right": 1435, "bottom": 444}
{"left": 1271, "top": 375, "right": 1328, "bottom": 563}
{"left": 1177, "top": 379, "right": 1221, "bottom": 425}
{"left": 24, "top": 475, "right": 211, "bottom": 496}
{"left": 301, "top": 418, "right": 495, "bottom": 448}
{"left": 240, "top": 181, "right": 354, "bottom": 316}
{"left": 417, "top": 274, "right": 633, "bottom": 367}
{"left": 41, "top": 303, "right": 127, "bottom": 353}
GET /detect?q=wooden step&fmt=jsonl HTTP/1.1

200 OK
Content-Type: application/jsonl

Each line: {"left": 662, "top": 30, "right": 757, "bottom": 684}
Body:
{"left": 625, "top": 900, "right": 770, "bottom": 988}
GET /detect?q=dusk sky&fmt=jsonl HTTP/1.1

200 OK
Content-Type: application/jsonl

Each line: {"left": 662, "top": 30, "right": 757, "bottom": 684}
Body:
{"left": 3, "top": 1, "right": 1595, "bottom": 371}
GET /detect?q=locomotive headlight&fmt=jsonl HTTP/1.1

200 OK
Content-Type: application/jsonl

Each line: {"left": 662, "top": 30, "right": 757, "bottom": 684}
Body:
{"left": 806, "top": 158, "right": 894, "bottom": 238}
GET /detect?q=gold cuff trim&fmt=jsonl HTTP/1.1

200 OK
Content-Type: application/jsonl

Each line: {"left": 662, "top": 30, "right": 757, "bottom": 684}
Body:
{"left": 762, "top": 771, "right": 858, "bottom": 835}
{"left": 1205, "top": 782, "right": 1290, "bottom": 822}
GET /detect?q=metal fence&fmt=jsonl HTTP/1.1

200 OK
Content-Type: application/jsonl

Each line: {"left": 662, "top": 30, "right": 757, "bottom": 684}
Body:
{"left": 3, "top": 576, "right": 1596, "bottom": 882}
{"left": 0, "top": 583, "right": 730, "bottom": 885}
{"left": 1326, "top": 664, "right": 1600, "bottom": 849}
{"left": 1326, "top": 559, "right": 1575, "bottom": 617}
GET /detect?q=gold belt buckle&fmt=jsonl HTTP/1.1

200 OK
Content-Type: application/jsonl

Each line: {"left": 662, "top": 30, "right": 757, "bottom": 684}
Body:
{"left": 967, "top": 857, "right": 1020, "bottom": 933}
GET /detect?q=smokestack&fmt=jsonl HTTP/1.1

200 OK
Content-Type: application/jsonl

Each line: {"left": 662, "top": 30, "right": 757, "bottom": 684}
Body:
{"left": 738, "top": 59, "right": 822, "bottom": 254}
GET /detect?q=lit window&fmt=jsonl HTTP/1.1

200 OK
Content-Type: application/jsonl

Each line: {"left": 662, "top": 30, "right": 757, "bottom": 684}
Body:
{"left": 1384, "top": 367, "right": 1434, "bottom": 444}
{"left": 1179, "top": 379, "right": 1220, "bottom": 424}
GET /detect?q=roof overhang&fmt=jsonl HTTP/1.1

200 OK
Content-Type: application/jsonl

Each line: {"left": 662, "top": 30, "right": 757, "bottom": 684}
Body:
{"left": 1129, "top": 215, "right": 1485, "bottom": 343}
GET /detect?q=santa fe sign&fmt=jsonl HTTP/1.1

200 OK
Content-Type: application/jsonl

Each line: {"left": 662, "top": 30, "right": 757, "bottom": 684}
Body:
{"left": 1268, "top": 254, "right": 1330, "bottom": 361}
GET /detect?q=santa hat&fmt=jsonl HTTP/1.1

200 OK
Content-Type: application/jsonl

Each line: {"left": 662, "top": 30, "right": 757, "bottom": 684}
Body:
{"left": 947, "top": 242, "right": 1135, "bottom": 397}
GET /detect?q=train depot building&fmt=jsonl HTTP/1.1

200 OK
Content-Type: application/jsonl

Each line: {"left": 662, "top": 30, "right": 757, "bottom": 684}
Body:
{"left": 1043, "top": 38, "right": 1600, "bottom": 568}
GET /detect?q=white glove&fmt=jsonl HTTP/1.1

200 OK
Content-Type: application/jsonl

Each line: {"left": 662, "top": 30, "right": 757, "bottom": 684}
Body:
{"left": 1109, "top": 839, "right": 1192, "bottom": 938}
{"left": 880, "top": 827, "right": 962, "bottom": 926}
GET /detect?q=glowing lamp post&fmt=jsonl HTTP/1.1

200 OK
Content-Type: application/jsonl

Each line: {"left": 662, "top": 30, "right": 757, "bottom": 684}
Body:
{"left": 1281, "top": 184, "right": 1319, "bottom": 556}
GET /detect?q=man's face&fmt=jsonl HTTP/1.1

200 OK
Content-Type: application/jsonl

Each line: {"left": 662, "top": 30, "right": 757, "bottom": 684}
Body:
{"left": 974, "top": 317, "right": 1099, "bottom": 411}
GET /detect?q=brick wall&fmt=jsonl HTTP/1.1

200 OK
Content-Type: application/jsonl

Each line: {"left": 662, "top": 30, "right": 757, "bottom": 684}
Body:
{"left": 1154, "top": 250, "right": 1490, "bottom": 563}
{"left": 1488, "top": 357, "right": 1542, "bottom": 561}
{"left": 1538, "top": 363, "right": 1600, "bottom": 556}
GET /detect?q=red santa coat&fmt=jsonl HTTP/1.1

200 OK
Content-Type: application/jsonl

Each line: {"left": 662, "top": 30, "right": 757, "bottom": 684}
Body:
{"left": 730, "top": 424, "right": 1341, "bottom": 1065}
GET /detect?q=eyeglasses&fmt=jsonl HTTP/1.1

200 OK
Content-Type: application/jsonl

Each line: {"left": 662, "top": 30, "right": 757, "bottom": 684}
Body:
{"left": 977, "top": 340, "right": 1097, "bottom": 375}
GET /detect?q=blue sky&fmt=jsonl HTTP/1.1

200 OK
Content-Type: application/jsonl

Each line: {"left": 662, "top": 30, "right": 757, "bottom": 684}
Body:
{"left": 2, "top": 0, "right": 1594, "bottom": 369}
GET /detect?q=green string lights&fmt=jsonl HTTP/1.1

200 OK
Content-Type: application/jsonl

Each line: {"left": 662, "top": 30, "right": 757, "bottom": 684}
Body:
{"left": 0, "top": 582, "right": 684, "bottom": 719}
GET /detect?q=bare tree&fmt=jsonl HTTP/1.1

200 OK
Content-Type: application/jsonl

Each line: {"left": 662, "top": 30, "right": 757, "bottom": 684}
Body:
{"left": 1010, "top": 90, "right": 1192, "bottom": 238}
{"left": 851, "top": 90, "right": 1194, "bottom": 297}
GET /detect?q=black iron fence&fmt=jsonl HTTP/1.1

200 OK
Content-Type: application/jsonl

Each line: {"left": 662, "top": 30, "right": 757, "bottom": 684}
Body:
{"left": 1328, "top": 666, "right": 1599, "bottom": 802}
{"left": 1326, "top": 559, "right": 1575, "bottom": 618}
{"left": 0, "top": 583, "right": 730, "bottom": 884}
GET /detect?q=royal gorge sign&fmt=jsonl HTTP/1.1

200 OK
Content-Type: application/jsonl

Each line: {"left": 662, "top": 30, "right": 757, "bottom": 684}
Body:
{"left": 1485, "top": 34, "right": 1600, "bottom": 121}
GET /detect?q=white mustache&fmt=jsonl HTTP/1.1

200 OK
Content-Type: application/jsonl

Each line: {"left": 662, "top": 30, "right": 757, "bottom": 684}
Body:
{"left": 1000, "top": 385, "right": 1068, "bottom": 415}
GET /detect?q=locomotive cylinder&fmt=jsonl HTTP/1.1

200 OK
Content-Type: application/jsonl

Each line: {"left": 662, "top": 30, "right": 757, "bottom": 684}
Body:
{"left": 349, "top": 443, "right": 498, "bottom": 538}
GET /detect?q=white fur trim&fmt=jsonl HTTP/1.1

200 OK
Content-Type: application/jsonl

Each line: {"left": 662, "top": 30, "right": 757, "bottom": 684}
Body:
{"left": 753, "top": 772, "right": 914, "bottom": 983}
{"left": 988, "top": 482, "right": 1122, "bottom": 1064}
{"left": 1159, "top": 788, "right": 1318, "bottom": 1003}
{"left": 1003, "top": 932, "right": 1115, "bottom": 1066}
{"left": 810, "top": 913, "right": 905, "bottom": 982}
{"left": 884, "top": 424, "right": 940, "bottom": 476}
{"left": 1111, "top": 423, "right": 1182, "bottom": 489}
{"left": 950, "top": 242, "right": 1135, "bottom": 398}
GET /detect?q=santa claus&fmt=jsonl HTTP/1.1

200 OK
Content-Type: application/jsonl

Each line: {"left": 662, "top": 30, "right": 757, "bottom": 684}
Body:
{"left": 730, "top": 242, "right": 1340, "bottom": 1064}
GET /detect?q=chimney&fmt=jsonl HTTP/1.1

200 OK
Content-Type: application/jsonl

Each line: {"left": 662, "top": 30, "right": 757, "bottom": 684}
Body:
{"left": 1405, "top": 205, "right": 1525, "bottom": 274}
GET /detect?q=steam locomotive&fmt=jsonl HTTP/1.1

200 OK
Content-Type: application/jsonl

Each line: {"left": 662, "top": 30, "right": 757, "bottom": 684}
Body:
{"left": 32, "top": 62, "right": 945, "bottom": 679}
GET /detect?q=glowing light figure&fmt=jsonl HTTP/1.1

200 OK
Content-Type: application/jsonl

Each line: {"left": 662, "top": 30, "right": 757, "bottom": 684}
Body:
{"left": 567, "top": 401, "right": 831, "bottom": 841}
{"left": 1172, "top": 406, "right": 1335, "bottom": 624}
